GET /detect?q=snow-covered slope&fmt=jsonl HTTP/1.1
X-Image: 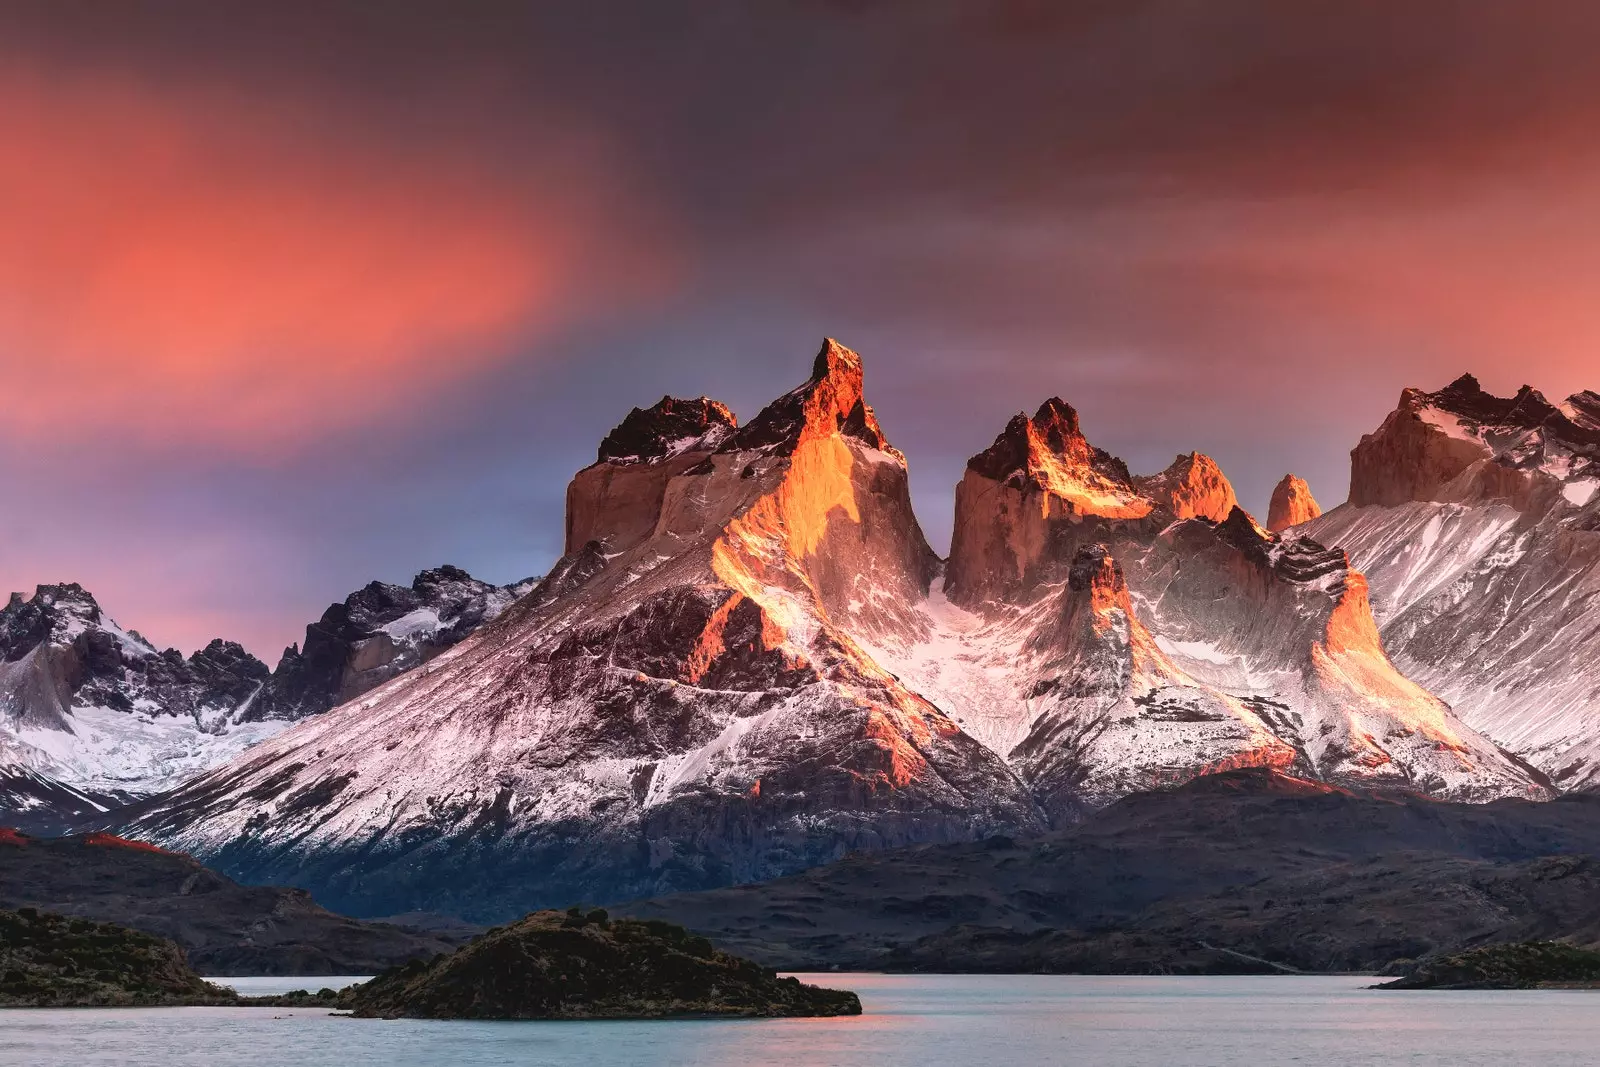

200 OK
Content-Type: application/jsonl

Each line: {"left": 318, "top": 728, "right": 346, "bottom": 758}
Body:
{"left": 1303, "top": 374, "right": 1600, "bottom": 788}
{"left": 0, "top": 568, "right": 533, "bottom": 829}
{"left": 0, "top": 584, "right": 284, "bottom": 804}
{"left": 117, "top": 341, "right": 1044, "bottom": 919}
{"left": 871, "top": 400, "right": 1545, "bottom": 817}
{"left": 112, "top": 345, "right": 1548, "bottom": 920}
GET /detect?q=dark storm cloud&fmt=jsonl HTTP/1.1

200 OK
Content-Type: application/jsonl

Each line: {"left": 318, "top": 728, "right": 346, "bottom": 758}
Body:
{"left": 4, "top": 1, "right": 1600, "bottom": 653}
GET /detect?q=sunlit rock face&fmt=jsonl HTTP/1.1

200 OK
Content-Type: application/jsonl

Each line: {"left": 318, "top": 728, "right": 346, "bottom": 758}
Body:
{"left": 114, "top": 349, "right": 1562, "bottom": 919}
{"left": 565, "top": 396, "right": 738, "bottom": 556}
{"left": 1267, "top": 474, "right": 1322, "bottom": 532}
{"left": 1349, "top": 374, "right": 1599, "bottom": 510}
{"left": 122, "top": 339, "right": 1041, "bottom": 921}
{"left": 1132, "top": 452, "right": 1239, "bottom": 523}
{"left": 944, "top": 398, "right": 1158, "bottom": 607}
{"left": 1307, "top": 373, "right": 1600, "bottom": 790}
{"left": 882, "top": 397, "right": 1547, "bottom": 817}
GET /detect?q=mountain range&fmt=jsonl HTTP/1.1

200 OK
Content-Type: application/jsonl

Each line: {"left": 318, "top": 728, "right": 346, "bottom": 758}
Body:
{"left": 0, "top": 567, "right": 533, "bottom": 831}
{"left": 5, "top": 338, "right": 1596, "bottom": 922}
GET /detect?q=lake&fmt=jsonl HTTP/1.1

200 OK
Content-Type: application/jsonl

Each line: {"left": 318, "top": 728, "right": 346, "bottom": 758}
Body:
{"left": 3, "top": 973, "right": 1598, "bottom": 1066}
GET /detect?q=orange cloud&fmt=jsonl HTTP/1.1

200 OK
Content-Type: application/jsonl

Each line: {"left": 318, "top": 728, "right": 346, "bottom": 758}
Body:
{"left": 0, "top": 65, "right": 643, "bottom": 452}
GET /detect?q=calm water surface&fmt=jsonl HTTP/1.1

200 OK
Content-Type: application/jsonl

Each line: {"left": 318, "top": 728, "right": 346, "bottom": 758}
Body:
{"left": 3, "top": 974, "right": 1598, "bottom": 1067}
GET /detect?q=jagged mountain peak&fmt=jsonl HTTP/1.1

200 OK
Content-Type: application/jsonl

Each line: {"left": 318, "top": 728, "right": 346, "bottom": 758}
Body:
{"left": 729, "top": 337, "right": 901, "bottom": 461}
{"left": 263, "top": 564, "right": 526, "bottom": 721}
{"left": 2, "top": 583, "right": 155, "bottom": 662}
{"left": 1132, "top": 452, "right": 1239, "bottom": 523}
{"left": 115, "top": 338, "right": 1020, "bottom": 917}
{"left": 1267, "top": 474, "right": 1322, "bottom": 532}
{"left": 596, "top": 395, "right": 738, "bottom": 465}
{"left": 966, "top": 396, "right": 1136, "bottom": 494}
{"left": 1354, "top": 372, "right": 1600, "bottom": 509}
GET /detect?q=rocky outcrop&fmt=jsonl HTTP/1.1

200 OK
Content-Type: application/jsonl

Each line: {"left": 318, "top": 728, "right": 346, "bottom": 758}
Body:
{"left": 344, "top": 909, "right": 860, "bottom": 1018}
{"left": 945, "top": 398, "right": 1154, "bottom": 606}
{"left": 0, "top": 907, "right": 232, "bottom": 1007}
{"left": 1306, "top": 372, "right": 1600, "bottom": 789}
{"left": 867, "top": 403, "right": 1547, "bottom": 817}
{"left": 1349, "top": 374, "right": 1600, "bottom": 509}
{"left": 1267, "top": 474, "right": 1322, "bottom": 532}
{"left": 1381, "top": 941, "right": 1600, "bottom": 989}
{"left": 568, "top": 397, "right": 738, "bottom": 554}
{"left": 119, "top": 339, "right": 1040, "bottom": 921}
{"left": 264, "top": 565, "right": 535, "bottom": 721}
{"left": 1132, "top": 453, "right": 1239, "bottom": 522}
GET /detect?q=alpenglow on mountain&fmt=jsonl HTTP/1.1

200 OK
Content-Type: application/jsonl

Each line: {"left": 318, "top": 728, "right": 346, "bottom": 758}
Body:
{"left": 1303, "top": 373, "right": 1600, "bottom": 790}
{"left": 108, "top": 340, "right": 1555, "bottom": 921}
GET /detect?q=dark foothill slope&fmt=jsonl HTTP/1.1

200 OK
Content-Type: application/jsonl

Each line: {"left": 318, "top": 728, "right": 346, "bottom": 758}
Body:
{"left": 626, "top": 769, "right": 1600, "bottom": 974}
{"left": 0, "top": 829, "right": 458, "bottom": 975}
{"left": 344, "top": 909, "right": 861, "bottom": 1019}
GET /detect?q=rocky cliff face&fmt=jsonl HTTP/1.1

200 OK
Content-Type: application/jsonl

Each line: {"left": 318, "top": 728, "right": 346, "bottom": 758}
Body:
{"left": 566, "top": 396, "right": 738, "bottom": 556}
{"left": 868, "top": 403, "right": 1546, "bottom": 815}
{"left": 1132, "top": 452, "right": 1239, "bottom": 522}
{"left": 111, "top": 342, "right": 1551, "bottom": 920}
{"left": 1267, "top": 474, "right": 1322, "bottom": 532}
{"left": 119, "top": 340, "right": 1039, "bottom": 920}
{"left": 1306, "top": 373, "right": 1600, "bottom": 789}
{"left": 944, "top": 398, "right": 1157, "bottom": 606}
{"left": 1349, "top": 374, "right": 1598, "bottom": 509}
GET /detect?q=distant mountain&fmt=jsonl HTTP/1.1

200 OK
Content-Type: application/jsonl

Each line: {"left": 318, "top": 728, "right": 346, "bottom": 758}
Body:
{"left": 1303, "top": 373, "right": 1600, "bottom": 788}
{"left": 263, "top": 565, "right": 537, "bottom": 721}
{"left": 109, "top": 340, "right": 1543, "bottom": 921}
{"left": 0, "top": 567, "right": 533, "bottom": 831}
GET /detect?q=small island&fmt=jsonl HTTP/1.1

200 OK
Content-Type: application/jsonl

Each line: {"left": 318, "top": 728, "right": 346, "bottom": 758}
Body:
{"left": 1380, "top": 941, "right": 1600, "bottom": 990}
{"left": 342, "top": 908, "right": 862, "bottom": 1019}
{"left": 0, "top": 905, "right": 860, "bottom": 1018}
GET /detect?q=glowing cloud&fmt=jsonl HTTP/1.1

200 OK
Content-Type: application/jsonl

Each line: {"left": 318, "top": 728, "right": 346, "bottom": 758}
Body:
{"left": 0, "top": 65, "right": 637, "bottom": 452}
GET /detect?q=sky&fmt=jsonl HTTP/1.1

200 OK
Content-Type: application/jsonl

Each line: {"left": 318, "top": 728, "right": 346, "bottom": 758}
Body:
{"left": 3, "top": 1, "right": 1600, "bottom": 659}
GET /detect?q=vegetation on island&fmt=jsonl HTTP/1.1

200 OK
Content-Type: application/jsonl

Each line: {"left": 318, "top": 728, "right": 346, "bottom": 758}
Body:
{"left": 1381, "top": 941, "right": 1600, "bottom": 989}
{"left": 342, "top": 907, "right": 862, "bottom": 1019}
{"left": 0, "top": 905, "right": 860, "bottom": 1018}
